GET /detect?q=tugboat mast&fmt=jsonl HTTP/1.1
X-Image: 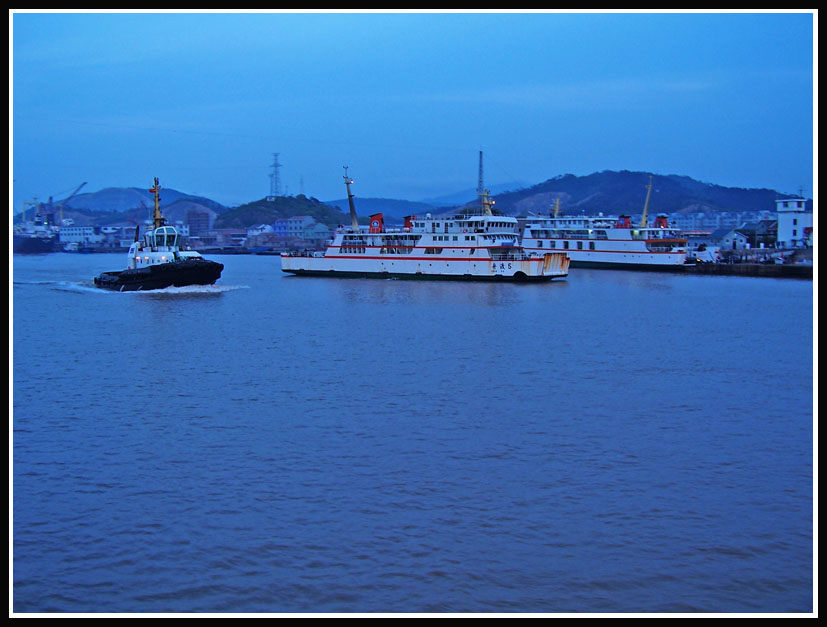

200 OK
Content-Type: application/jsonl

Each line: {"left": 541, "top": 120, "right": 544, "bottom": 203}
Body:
{"left": 149, "top": 177, "right": 166, "bottom": 229}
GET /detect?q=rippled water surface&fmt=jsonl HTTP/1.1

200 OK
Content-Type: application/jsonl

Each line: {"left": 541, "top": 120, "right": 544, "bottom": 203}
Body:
{"left": 12, "top": 253, "right": 814, "bottom": 613}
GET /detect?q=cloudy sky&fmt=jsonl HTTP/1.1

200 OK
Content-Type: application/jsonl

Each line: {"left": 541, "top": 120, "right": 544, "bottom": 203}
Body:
{"left": 11, "top": 10, "right": 815, "bottom": 208}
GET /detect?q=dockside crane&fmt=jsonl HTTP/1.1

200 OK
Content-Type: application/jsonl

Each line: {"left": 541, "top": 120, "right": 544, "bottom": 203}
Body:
{"left": 58, "top": 182, "right": 87, "bottom": 224}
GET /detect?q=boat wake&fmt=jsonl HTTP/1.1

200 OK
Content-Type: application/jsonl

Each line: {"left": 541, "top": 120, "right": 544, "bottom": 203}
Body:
{"left": 14, "top": 280, "right": 247, "bottom": 295}
{"left": 126, "top": 284, "right": 248, "bottom": 295}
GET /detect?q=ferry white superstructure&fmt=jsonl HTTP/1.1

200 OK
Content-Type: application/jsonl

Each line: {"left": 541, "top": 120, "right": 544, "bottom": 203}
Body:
{"left": 281, "top": 170, "right": 570, "bottom": 282}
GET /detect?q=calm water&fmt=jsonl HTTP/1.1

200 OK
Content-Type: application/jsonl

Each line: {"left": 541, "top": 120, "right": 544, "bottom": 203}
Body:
{"left": 12, "top": 253, "right": 814, "bottom": 614}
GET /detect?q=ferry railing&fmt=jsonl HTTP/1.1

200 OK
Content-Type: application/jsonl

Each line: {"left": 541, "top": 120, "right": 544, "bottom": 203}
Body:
{"left": 489, "top": 249, "right": 529, "bottom": 261}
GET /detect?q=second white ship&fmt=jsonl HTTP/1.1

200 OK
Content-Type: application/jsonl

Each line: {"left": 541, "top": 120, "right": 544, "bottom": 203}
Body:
{"left": 281, "top": 169, "right": 570, "bottom": 282}
{"left": 519, "top": 176, "right": 690, "bottom": 271}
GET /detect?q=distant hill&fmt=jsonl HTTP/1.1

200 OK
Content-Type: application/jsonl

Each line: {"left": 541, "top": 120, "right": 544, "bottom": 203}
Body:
{"left": 419, "top": 181, "right": 532, "bottom": 208}
{"left": 64, "top": 186, "right": 227, "bottom": 214}
{"left": 488, "top": 171, "right": 801, "bottom": 217}
{"left": 214, "top": 195, "right": 348, "bottom": 229}
{"left": 26, "top": 185, "right": 230, "bottom": 228}
{"left": 323, "top": 182, "right": 532, "bottom": 223}
{"left": 14, "top": 171, "right": 809, "bottom": 230}
{"left": 323, "top": 197, "right": 436, "bottom": 223}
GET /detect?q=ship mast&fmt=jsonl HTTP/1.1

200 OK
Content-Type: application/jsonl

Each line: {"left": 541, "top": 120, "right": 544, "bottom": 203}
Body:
{"left": 478, "top": 189, "right": 494, "bottom": 216}
{"left": 149, "top": 177, "right": 166, "bottom": 229}
{"left": 343, "top": 166, "right": 359, "bottom": 230}
{"left": 475, "top": 150, "right": 494, "bottom": 216}
{"left": 640, "top": 174, "right": 653, "bottom": 228}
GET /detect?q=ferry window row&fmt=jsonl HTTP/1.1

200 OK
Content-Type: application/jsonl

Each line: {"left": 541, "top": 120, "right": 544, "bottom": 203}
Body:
{"left": 414, "top": 222, "right": 455, "bottom": 229}
{"left": 531, "top": 230, "right": 608, "bottom": 239}
{"left": 535, "top": 241, "right": 596, "bottom": 250}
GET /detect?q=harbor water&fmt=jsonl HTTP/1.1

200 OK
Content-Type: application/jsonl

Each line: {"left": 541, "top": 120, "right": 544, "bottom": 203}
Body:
{"left": 12, "top": 253, "right": 814, "bottom": 614}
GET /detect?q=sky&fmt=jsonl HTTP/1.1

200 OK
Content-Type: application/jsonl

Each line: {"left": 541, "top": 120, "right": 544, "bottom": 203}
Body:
{"left": 10, "top": 10, "right": 816, "bottom": 209}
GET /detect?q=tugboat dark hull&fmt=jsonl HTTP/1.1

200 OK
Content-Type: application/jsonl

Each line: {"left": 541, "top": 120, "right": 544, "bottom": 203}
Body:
{"left": 94, "top": 258, "right": 224, "bottom": 291}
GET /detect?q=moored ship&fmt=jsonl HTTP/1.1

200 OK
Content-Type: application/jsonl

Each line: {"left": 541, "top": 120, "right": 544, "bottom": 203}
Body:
{"left": 93, "top": 178, "right": 223, "bottom": 291}
{"left": 519, "top": 176, "right": 690, "bottom": 271}
{"left": 13, "top": 213, "right": 59, "bottom": 254}
{"left": 281, "top": 169, "right": 570, "bottom": 282}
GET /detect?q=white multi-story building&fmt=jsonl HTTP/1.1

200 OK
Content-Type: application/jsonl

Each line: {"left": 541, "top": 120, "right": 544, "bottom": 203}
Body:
{"left": 58, "top": 225, "right": 104, "bottom": 246}
{"left": 775, "top": 197, "right": 812, "bottom": 248}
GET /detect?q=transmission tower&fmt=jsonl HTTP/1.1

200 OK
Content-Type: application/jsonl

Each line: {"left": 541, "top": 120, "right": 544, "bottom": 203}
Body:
{"left": 477, "top": 150, "right": 484, "bottom": 196}
{"left": 268, "top": 153, "right": 282, "bottom": 201}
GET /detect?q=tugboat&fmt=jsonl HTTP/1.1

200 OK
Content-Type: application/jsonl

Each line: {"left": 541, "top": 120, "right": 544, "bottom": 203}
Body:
{"left": 94, "top": 178, "right": 223, "bottom": 291}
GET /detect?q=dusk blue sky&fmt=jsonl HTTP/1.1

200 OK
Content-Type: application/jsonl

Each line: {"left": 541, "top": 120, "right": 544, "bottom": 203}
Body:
{"left": 11, "top": 10, "right": 815, "bottom": 209}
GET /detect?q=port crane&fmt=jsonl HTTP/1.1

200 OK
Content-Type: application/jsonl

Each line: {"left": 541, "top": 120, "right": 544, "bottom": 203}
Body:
{"left": 53, "top": 182, "right": 87, "bottom": 225}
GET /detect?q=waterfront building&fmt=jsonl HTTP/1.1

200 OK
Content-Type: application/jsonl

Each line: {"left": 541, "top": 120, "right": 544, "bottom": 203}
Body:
{"left": 185, "top": 208, "right": 215, "bottom": 235}
{"left": 273, "top": 219, "right": 289, "bottom": 239}
{"left": 247, "top": 224, "right": 274, "bottom": 239}
{"left": 736, "top": 219, "right": 778, "bottom": 249}
{"left": 714, "top": 228, "right": 751, "bottom": 251}
{"left": 58, "top": 225, "right": 105, "bottom": 248}
{"left": 305, "top": 222, "right": 333, "bottom": 246}
{"left": 775, "top": 197, "right": 813, "bottom": 249}
{"left": 287, "top": 216, "right": 316, "bottom": 239}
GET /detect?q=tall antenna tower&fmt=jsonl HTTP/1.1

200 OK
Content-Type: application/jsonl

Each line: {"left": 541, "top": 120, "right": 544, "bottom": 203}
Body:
{"left": 268, "top": 153, "right": 282, "bottom": 201}
{"left": 477, "top": 150, "right": 484, "bottom": 196}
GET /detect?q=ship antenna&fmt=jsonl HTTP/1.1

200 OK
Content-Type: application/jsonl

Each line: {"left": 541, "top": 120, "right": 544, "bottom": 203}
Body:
{"left": 343, "top": 166, "right": 359, "bottom": 230}
{"left": 149, "top": 177, "right": 165, "bottom": 229}
{"left": 640, "top": 174, "right": 653, "bottom": 228}
{"left": 477, "top": 150, "right": 484, "bottom": 196}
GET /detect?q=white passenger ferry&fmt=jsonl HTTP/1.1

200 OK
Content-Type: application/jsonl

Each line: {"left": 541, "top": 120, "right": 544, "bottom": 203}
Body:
{"left": 281, "top": 170, "right": 570, "bottom": 282}
{"left": 519, "top": 177, "right": 689, "bottom": 270}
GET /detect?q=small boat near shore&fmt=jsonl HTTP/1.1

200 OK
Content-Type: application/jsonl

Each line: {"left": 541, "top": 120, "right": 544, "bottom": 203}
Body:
{"left": 281, "top": 169, "right": 570, "bottom": 282}
{"left": 94, "top": 178, "right": 223, "bottom": 291}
